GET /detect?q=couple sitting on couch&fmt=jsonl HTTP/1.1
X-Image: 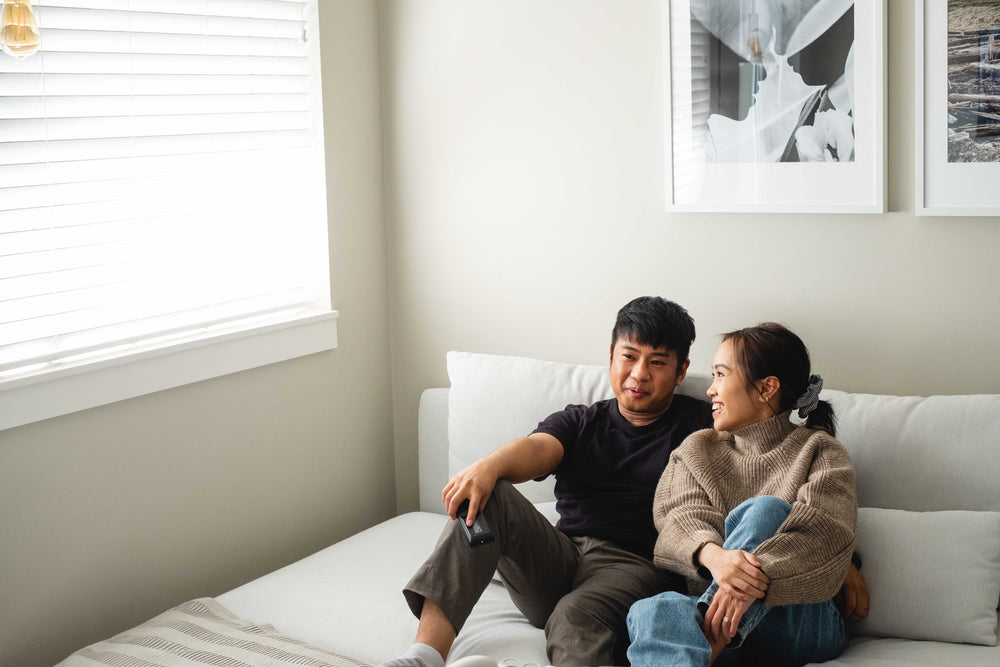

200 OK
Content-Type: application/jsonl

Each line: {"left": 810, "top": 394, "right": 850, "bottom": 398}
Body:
{"left": 381, "top": 296, "right": 867, "bottom": 667}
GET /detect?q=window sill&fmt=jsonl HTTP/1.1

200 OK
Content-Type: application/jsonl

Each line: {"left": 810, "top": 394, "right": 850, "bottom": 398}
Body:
{"left": 0, "top": 310, "right": 339, "bottom": 431}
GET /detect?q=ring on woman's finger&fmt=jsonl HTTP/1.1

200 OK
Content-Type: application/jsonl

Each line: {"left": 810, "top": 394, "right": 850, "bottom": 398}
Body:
{"left": 723, "top": 616, "right": 731, "bottom": 623}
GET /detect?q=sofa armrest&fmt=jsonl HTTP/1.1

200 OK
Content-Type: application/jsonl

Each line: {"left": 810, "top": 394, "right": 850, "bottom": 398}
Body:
{"left": 418, "top": 388, "right": 450, "bottom": 513}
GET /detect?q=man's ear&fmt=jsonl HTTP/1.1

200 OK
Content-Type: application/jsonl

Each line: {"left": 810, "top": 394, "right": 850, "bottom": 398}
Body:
{"left": 675, "top": 358, "right": 690, "bottom": 385}
{"left": 609, "top": 342, "right": 615, "bottom": 362}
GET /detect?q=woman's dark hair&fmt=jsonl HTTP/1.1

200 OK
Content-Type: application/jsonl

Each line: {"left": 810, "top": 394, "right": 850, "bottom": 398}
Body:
{"left": 612, "top": 296, "right": 696, "bottom": 365}
{"left": 721, "top": 322, "right": 836, "bottom": 435}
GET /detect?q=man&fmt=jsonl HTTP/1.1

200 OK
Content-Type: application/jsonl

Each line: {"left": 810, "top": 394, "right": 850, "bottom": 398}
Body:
{"left": 382, "top": 297, "right": 867, "bottom": 666}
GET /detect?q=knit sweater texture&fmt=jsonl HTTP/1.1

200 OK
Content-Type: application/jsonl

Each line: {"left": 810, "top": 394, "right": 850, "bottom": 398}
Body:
{"left": 652, "top": 412, "right": 857, "bottom": 607}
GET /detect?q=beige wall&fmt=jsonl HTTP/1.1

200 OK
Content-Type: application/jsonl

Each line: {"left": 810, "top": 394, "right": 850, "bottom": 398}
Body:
{"left": 0, "top": 3, "right": 394, "bottom": 666}
{"left": 381, "top": 0, "right": 1000, "bottom": 515}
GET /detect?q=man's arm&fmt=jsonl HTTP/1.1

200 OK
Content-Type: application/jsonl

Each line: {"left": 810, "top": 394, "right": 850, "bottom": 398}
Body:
{"left": 836, "top": 562, "right": 870, "bottom": 622}
{"left": 443, "top": 432, "right": 564, "bottom": 525}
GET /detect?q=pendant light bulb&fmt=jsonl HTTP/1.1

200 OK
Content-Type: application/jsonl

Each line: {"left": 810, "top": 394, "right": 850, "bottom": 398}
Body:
{"left": 1, "top": 0, "right": 41, "bottom": 60}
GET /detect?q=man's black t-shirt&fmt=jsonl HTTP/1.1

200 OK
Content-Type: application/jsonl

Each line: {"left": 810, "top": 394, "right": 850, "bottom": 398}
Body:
{"left": 532, "top": 395, "right": 713, "bottom": 559}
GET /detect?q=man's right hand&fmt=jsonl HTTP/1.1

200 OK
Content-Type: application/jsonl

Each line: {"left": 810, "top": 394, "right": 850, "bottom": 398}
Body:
{"left": 441, "top": 432, "right": 564, "bottom": 527}
{"left": 442, "top": 458, "right": 502, "bottom": 526}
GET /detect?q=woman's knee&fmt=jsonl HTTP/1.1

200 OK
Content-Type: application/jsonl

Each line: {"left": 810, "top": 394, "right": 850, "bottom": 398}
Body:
{"left": 732, "top": 495, "right": 791, "bottom": 518}
{"left": 726, "top": 496, "right": 792, "bottom": 535}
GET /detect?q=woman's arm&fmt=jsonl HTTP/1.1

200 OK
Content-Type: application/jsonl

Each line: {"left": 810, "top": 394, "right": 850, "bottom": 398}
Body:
{"left": 753, "top": 436, "right": 858, "bottom": 607}
{"left": 651, "top": 435, "right": 728, "bottom": 580}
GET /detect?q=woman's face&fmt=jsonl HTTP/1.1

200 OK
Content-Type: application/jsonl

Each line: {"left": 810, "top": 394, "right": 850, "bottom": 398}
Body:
{"left": 707, "top": 340, "right": 772, "bottom": 432}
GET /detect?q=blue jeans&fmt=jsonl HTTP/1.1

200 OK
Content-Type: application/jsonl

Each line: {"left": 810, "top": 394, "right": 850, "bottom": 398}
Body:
{"left": 627, "top": 496, "right": 847, "bottom": 667}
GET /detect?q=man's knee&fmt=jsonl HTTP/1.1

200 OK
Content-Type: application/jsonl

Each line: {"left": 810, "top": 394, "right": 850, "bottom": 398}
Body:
{"left": 481, "top": 479, "right": 528, "bottom": 522}
{"left": 488, "top": 478, "right": 518, "bottom": 505}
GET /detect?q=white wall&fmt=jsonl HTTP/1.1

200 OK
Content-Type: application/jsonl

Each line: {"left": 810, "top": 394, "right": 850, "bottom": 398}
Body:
{"left": 381, "top": 0, "right": 1000, "bottom": 514}
{"left": 0, "top": 3, "right": 394, "bottom": 666}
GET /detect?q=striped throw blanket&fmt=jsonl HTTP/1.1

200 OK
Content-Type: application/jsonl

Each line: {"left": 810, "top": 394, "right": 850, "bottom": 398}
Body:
{"left": 58, "top": 598, "right": 371, "bottom": 667}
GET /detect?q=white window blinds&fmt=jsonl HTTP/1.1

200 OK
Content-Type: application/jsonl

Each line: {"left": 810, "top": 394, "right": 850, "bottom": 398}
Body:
{"left": 0, "top": 0, "right": 331, "bottom": 382}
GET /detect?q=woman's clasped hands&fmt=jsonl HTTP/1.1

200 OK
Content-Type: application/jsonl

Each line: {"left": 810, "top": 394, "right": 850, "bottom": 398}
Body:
{"left": 697, "top": 543, "right": 770, "bottom": 646}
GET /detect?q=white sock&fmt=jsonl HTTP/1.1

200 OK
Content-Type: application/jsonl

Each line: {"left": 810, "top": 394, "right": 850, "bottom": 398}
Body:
{"left": 379, "top": 643, "right": 446, "bottom": 667}
{"left": 408, "top": 643, "right": 445, "bottom": 667}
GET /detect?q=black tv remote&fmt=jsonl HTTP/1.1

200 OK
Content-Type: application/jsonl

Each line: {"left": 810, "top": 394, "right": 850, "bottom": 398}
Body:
{"left": 457, "top": 499, "right": 495, "bottom": 547}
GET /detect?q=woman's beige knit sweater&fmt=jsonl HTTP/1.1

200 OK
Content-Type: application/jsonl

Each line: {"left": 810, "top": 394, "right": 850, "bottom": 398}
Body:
{"left": 652, "top": 412, "right": 857, "bottom": 607}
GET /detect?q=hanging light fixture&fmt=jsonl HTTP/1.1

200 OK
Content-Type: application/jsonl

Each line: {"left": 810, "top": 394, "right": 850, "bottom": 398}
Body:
{"left": 1, "top": 0, "right": 41, "bottom": 59}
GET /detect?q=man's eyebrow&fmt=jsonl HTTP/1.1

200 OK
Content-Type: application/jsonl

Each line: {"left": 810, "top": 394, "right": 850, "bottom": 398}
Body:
{"left": 621, "top": 344, "right": 672, "bottom": 358}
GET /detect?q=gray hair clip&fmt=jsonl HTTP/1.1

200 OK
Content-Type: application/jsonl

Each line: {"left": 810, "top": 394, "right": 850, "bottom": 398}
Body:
{"left": 793, "top": 374, "right": 824, "bottom": 418}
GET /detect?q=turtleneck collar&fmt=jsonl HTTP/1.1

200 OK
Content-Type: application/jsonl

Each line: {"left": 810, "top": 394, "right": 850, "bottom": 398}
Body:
{"left": 728, "top": 411, "right": 797, "bottom": 455}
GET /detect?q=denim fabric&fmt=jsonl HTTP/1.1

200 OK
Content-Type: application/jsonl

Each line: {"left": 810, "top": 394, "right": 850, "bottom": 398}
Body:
{"left": 628, "top": 592, "right": 711, "bottom": 666}
{"left": 627, "top": 496, "right": 848, "bottom": 667}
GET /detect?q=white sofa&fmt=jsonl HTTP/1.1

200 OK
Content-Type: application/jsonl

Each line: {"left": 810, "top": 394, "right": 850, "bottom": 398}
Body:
{"left": 63, "top": 352, "right": 1000, "bottom": 666}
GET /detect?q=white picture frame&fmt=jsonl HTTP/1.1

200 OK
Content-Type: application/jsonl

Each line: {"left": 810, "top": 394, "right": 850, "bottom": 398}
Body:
{"left": 663, "top": 0, "right": 886, "bottom": 213}
{"left": 917, "top": 1, "right": 1000, "bottom": 216}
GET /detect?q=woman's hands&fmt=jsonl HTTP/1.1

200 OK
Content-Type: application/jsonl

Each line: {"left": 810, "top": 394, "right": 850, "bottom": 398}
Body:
{"left": 698, "top": 543, "right": 770, "bottom": 642}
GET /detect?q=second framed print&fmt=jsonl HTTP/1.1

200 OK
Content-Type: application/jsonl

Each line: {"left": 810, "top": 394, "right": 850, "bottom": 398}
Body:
{"left": 918, "top": 1, "right": 1000, "bottom": 215}
{"left": 663, "top": 0, "right": 885, "bottom": 213}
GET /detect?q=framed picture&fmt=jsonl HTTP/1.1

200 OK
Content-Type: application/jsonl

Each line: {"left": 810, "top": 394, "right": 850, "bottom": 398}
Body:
{"left": 662, "top": 0, "right": 885, "bottom": 213}
{"left": 917, "top": 1, "right": 1000, "bottom": 215}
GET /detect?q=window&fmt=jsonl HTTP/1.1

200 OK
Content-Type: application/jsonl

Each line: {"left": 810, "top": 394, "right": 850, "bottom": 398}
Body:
{"left": 0, "top": 0, "right": 336, "bottom": 430}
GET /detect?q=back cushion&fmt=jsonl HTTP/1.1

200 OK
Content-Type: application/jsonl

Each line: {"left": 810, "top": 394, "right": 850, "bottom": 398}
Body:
{"left": 823, "top": 390, "right": 1000, "bottom": 512}
{"left": 447, "top": 351, "right": 710, "bottom": 504}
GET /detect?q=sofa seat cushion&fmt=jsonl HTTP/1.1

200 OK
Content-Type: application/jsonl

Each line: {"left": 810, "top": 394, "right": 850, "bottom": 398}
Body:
{"left": 218, "top": 512, "right": 549, "bottom": 665}
{"left": 823, "top": 630, "right": 1000, "bottom": 666}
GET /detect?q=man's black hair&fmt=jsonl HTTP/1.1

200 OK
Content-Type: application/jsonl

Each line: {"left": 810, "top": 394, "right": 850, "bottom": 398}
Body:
{"left": 611, "top": 296, "right": 696, "bottom": 363}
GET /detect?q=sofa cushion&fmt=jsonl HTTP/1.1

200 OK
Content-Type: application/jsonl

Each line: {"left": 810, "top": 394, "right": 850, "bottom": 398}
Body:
{"left": 446, "top": 351, "right": 709, "bottom": 504}
{"left": 852, "top": 507, "right": 1000, "bottom": 646}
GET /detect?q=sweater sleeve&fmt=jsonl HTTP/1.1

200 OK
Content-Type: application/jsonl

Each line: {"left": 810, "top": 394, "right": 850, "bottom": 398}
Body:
{"left": 754, "top": 434, "right": 857, "bottom": 607}
{"left": 651, "top": 433, "right": 726, "bottom": 581}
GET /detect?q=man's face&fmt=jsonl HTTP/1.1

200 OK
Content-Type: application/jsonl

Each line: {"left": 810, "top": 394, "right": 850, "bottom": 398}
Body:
{"left": 609, "top": 337, "right": 689, "bottom": 426}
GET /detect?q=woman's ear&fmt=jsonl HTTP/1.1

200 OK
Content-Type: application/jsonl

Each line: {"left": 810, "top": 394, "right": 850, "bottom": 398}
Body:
{"left": 758, "top": 376, "right": 781, "bottom": 403}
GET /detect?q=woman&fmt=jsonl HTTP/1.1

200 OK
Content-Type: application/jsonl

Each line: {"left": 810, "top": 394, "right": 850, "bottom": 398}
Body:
{"left": 627, "top": 323, "right": 857, "bottom": 666}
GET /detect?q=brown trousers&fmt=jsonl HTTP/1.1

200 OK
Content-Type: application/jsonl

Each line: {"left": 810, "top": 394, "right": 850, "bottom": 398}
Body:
{"left": 403, "top": 481, "right": 681, "bottom": 666}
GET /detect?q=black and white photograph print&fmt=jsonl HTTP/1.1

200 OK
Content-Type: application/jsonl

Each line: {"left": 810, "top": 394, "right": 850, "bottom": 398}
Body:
{"left": 947, "top": 0, "right": 1000, "bottom": 162}
{"left": 688, "top": 0, "right": 855, "bottom": 163}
